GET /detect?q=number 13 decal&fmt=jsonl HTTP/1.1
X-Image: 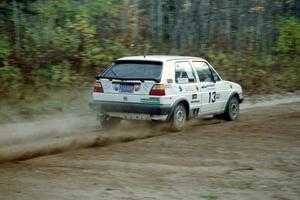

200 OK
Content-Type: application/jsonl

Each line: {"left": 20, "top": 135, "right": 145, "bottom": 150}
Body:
{"left": 209, "top": 92, "right": 216, "bottom": 103}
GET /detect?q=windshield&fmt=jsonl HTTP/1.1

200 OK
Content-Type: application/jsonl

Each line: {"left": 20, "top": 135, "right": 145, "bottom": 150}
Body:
{"left": 101, "top": 60, "right": 163, "bottom": 81}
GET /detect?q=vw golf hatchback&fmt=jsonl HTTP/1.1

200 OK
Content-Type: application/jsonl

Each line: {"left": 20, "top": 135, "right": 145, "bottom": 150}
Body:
{"left": 90, "top": 56, "right": 244, "bottom": 131}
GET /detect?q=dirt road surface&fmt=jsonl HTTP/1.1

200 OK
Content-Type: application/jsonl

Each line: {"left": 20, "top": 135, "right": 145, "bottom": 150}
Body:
{"left": 0, "top": 102, "right": 300, "bottom": 200}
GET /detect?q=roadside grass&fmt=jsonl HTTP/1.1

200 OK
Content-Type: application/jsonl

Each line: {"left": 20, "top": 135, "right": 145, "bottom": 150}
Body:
{"left": 221, "top": 170, "right": 256, "bottom": 190}
{"left": 228, "top": 180, "right": 255, "bottom": 190}
{"left": 0, "top": 85, "right": 93, "bottom": 124}
{"left": 199, "top": 192, "right": 218, "bottom": 200}
{"left": 271, "top": 158, "right": 299, "bottom": 174}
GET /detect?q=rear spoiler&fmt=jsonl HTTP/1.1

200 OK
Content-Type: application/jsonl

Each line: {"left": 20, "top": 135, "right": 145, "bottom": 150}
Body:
{"left": 96, "top": 75, "right": 160, "bottom": 83}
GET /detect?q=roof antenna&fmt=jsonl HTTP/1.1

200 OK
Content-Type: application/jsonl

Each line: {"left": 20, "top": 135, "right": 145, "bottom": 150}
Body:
{"left": 143, "top": 55, "right": 146, "bottom": 58}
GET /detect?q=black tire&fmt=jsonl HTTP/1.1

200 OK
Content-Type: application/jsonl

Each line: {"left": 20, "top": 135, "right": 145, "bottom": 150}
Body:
{"left": 100, "top": 117, "right": 121, "bottom": 130}
{"left": 224, "top": 96, "right": 240, "bottom": 121}
{"left": 170, "top": 103, "right": 187, "bottom": 132}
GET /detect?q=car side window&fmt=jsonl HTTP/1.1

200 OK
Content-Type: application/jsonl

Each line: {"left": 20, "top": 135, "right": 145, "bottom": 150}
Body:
{"left": 210, "top": 68, "right": 221, "bottom": 82}
{"left": 175, "top": 61, "right": 196, "bottom": 83}
{"left": 192, "top": 62, "right": 213, "bottom": 82}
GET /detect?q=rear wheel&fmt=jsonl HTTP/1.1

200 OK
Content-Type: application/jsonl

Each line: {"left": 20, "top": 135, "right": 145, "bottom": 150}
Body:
{"left": 170, "top": 103, "right": 187, "bottom": 132}
{"left": 224, "top": 96, "right": 239, "bottom": 121}
{"left": 99, "top": 115, "right": 121, "bottom": 130}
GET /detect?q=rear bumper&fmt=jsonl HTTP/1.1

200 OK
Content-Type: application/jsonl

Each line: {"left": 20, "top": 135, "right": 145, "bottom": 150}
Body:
{"left": 89, "top": 100, "right": 172, "bottom": 116}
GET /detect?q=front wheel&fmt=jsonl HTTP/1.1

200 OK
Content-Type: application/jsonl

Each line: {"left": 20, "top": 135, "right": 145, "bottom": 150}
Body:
{"left": 224, "top": 96, "right": 240, "bottom": 121}
{"left": 170, "top": 104, "right": 187, "bottom": 132}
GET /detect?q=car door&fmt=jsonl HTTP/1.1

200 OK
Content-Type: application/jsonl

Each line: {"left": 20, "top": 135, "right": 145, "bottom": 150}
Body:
{"left": 208, "top": 65, "right": 227, "bottom": 112}
{"left": 192, "top": 61, "right": 221, "bottom": 114}
{"left": 173, "top": 61, "right": 200, "bottom": 112}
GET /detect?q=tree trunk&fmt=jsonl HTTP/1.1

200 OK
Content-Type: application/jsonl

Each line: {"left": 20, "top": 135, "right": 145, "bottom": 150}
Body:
{"left": 224, "top": 0, "right": 231, "bottom": 51}
{"left": 12, "top": 0, "right": 20, "bottom": 59}
{"left": 174, "top": 0, "right": 181, "bottom": 52}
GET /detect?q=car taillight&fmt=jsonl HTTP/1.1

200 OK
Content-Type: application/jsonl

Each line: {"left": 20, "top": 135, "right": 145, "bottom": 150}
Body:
{"left": 93, "top": 81, "right": 103, "bottom": 93}
{"left": 149, "top": 84, "right": 165, "bottom": 96}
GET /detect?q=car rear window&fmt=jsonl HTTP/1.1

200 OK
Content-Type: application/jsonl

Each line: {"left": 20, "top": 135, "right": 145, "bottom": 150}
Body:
{"left": 102, "top": 60, "right": 163, "bottom": 81}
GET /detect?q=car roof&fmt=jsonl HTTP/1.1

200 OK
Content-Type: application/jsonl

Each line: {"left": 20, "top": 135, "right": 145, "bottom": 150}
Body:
{"left": 117, "top": 55, "right": 207, "bottom": 62}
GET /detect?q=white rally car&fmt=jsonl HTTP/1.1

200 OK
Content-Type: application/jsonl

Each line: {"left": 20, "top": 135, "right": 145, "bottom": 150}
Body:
{"left": 90, "top": 56, "right": 244, "bottom": 131}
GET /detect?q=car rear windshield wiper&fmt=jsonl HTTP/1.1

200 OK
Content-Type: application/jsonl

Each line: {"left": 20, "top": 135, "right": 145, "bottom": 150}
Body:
{"left": 109, "top": 69, "right": 119, "bottom": 79}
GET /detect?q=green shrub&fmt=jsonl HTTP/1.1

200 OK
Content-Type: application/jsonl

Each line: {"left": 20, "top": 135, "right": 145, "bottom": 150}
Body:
{"left": 0, "top": 38, "right": 12, "bottom": 62}
{"left": 276, "top": 17, "right": 300, "bottom": 57}
{"left": 51, "top": 60, "right": 80, "bottom": 87}
{"left": 0, "top": 63, "right": 23, "bottom": 96}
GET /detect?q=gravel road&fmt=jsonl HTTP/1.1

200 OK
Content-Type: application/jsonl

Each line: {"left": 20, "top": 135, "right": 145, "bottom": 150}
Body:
{"left": 0, "top": 100, "right": 299, "bottom": 200}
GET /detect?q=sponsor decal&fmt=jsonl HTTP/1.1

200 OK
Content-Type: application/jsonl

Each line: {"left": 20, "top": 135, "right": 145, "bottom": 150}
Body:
{"left": 141, "top": 97, "right": 160, "bottom": 104}
{"left": 178, "top": 86, "right": 183, "bottom": 92}
{"left": 192, "top": 94, "right": 197, "bottom": 99}
{"left": 191, "top": 100, "right": 200, "bottom": 103}
{"left": 123, "top": 96, "right": 128, "bottom": 101}
{"left": 202, "top": 83, "right": 215, "bottom": 89}
{"left": 134, "top": 84, "right": 141, "bottom": 92}
{"left": 177, "top": 78, "right": 189, "bottom": 84}
{"left": 196, "top": 86, "right": 199, "bottom": 91}
{"left": 216, "top": 93, "right": 221, "bottom": 99}
{"left": 113, "top": 84, "right": 120, "bottom": 92}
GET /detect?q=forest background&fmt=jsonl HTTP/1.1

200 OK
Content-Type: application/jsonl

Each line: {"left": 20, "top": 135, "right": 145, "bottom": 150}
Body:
{"left": 0, "top": 0, "right": 299, "bottom": 122}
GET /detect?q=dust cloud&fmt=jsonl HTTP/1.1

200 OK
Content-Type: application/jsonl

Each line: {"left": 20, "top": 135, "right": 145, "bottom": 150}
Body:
{"left": 0, "top": 118, "right": 168, "bottom": 163}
